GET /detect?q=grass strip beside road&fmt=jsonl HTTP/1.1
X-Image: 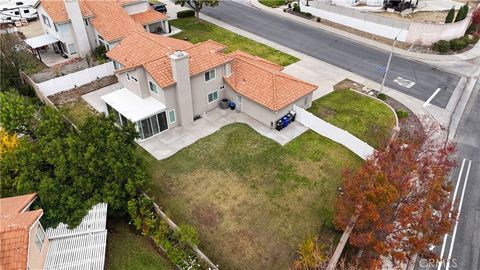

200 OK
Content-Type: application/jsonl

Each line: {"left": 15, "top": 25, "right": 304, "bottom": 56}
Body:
{"left": 170, "top": 18, "right": 299, "bottom": 66}
{"left": 308, "top": 89, "right": 396, "bottom": 149}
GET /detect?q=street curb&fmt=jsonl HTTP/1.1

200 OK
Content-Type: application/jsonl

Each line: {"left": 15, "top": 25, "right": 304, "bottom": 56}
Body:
{"left": 250, "top": 0, "right": 480, "bottom": 62}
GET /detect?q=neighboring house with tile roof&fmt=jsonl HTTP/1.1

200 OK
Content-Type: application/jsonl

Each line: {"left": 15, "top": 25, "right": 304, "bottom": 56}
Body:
{"left": 102, "top": 33, "right": 317, "bottom": 140}
{"left": 0, "top": 194, "right": 108, "bottom": 270}
{"left": 0, "top": 193, "right": 49, "bottom": 270}
{"left": 34, "top": 0, "right": 170, "bottom": 58}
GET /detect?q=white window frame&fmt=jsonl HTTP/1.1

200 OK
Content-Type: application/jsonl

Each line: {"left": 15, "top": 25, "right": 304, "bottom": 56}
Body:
{"left": 34, "top": 223, "right": 46, "bottom": 252}
{"left": 148, "top": 80, "right": 159, "bottom": 94}
{"left": 168, "top": 109, "right": 176, "bottom": 124}
{"left": 204, "top": 69, "right": 216, "bottom": 83}
{"left": 42, "top": 14, "right": 50, "bottom": 28}
{"left": 67, "top": 43, "right": 77, "bottom": 55}
{"left": 207, "top": 90, "right": 219, "bottom": 104}
{"left": 58, "top": 23, "right": 69, "bottom": 34}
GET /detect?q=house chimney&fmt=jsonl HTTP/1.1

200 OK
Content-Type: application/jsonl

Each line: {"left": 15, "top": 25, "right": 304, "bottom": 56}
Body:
{"left": 170, "top": 51, "right": 194, "bottom": 126}
{"left": 225, "top": 62, "right": 232, "bottom": 77}
{"left": 64, "top": 0, "right": 91, "bottom": 57}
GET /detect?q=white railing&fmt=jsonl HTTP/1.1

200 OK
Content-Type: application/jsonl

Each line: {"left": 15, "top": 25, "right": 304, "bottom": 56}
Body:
{"left": 294, "top": 105, "right": 375, "bottom": 160}
{"left": 37, "top": 62, "right": 115, "bottom": 97}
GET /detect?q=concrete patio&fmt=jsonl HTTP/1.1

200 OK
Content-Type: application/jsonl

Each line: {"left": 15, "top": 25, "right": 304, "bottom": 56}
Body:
{"left": 137, "top": 108, "right": 308, "bottom": 160}
{"left": 82, "top": 86, "right": 308, "bottom": 160}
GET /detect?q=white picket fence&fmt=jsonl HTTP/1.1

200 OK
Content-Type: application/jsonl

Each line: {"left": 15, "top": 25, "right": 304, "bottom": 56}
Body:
{"left": 38, "top": 62, "right": 115, "bottom": 97}
{"left": 293, "top": 105, "right": 375, "bottom": 160}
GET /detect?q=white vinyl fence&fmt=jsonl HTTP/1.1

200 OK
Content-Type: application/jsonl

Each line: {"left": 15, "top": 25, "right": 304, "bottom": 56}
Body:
{"left": 293, "top": 105, "right": 375, "bottom": 160}
{"left": 38, "top": 61, "right": 114, "bottom": 97}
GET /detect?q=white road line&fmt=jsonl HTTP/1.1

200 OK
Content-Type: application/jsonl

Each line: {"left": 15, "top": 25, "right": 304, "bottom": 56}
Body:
{"left": 437, "top": 159, "right": 466, "bottom": 270}
{"left": 423, "top": 88, "right": 442, "bottom": 107}
{"left": 446, "top": 160, "right": 472, "bottom": 270}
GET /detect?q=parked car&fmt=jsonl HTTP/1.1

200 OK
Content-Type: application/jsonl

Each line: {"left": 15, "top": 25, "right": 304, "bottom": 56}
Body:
{"left": 152, "top": 3, "right": 167, "bottom": 13}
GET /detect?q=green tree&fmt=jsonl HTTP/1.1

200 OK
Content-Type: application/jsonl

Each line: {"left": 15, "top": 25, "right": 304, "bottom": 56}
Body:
{"left": 1, "top": 107, "right": 149, "bottom": 227}
{"left": 445, "top": 7, "right": 455, "bottom": 23}
{"left": 0, "top": 91, "right": 37, "bottom": 137}
{"left": 455, "top": 5, "right": 469, "bottom": 22}
{"left": 174, "top": 0, "right": 219, "bottom": 21}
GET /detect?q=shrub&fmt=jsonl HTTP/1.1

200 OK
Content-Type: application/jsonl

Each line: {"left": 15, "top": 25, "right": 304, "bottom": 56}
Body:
{"left": 377, "top": 93, "right": 387, "bottom": 100}
{"left": 395, "top": 109, "right": 409, "bottom": 119}
{"left": 454, "top": 5, "right": 469, "bottom": 22}
{"left": 450, "top": 37, "right": 468, "bottom": 51}
{"left": 92, "top": 45, "right": 107, "bottom": 60}
{"left": 175, "top": 224, "right": 200, "bottom": 246}
{"left": 293, "top": 3, "right": 300, "bottom": 12}
{"left": 445, "top": 7, "right": 455, "bottom": 23}
{"left": 304, "top": 12, "right": 312, "bottom": 17}
{"left": 432, "top": 40, "right": 451, "bottom": 53}
{"left": 316, "top": 17, "right": 321, "bottom": 22}
{"left": 177, "top": 10, "right": 195, "bottom": 18}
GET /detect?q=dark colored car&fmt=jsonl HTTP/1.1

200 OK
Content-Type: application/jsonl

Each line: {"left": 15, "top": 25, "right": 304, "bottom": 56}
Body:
{"left": 152, "top": 3, "right": 167, "bottom": 13}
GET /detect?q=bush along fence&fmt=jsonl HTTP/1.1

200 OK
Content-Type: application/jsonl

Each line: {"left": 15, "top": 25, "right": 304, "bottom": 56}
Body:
{"left": 128, "top": 194, "right": 219, "bottom": 270}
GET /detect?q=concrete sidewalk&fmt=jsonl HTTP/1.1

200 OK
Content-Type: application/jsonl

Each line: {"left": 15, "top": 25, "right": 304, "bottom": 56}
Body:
{"left": 249, "top": 0, "right": 480, "bottom": 62}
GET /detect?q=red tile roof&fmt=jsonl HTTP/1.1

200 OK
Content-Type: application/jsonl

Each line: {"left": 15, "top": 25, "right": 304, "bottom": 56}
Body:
{"left": 38, "top": 0, "right": 145, "bottom": 42}
{"left": 85, "top": 0, "right": 145, "bottom": 42}
{"left": 225, "top": 54, "right": 317, "bottom": 111}
{"left": 144, "top": 40, "right": 229, "bottom": 88}
{"left": 38, "top": 0, "right": 94, "bottom": 23}
{"left": 0, "top": 193, "right": 43, "bottom": 270}
{"left": 131, "top": 10, "right": 167, "bottom": 26}
{"left": 228, "top": 50, "right": 284, "bottom": 71}
{"left": 107, "top": 31, "right": 192, "bottom": 69}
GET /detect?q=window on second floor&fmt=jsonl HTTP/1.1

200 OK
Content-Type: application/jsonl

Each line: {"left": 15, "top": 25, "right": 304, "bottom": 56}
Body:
{"left": 113, "top": 61, "right": 123, "bottom": 71}
{"left": 42, "top": 14, "right": 50, "bottom": 28}
{"left": 34, "top": 223, "right": 46, "bottom": 252}
{"left": 58, "top": 23, "right": 69, "bottom": 34}
{"left": 204, "top": 69, "right": 216, "bottom": 82}
{"left": 148, "top": 81, "right": 159, "bottom": 94}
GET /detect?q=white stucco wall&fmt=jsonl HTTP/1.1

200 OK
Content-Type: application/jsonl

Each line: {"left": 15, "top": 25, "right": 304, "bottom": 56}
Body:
{"left": 122, "top": 1, "right": 149, "bottom": 15}
{"left": 300, "top": 1, "right": 409, "bottom": 41}
{"left": 190, "top": 65, "right": 228, "bottom": 116}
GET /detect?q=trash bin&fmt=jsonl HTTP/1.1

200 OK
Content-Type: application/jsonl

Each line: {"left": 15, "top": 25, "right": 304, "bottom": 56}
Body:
{"left": 229, "top": 101, "right": 236, "bottom": 110}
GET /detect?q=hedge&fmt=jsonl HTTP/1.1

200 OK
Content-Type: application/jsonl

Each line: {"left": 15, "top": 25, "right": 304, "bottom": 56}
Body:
{"left": 177, "top": 10, "right": 195, "bottom": 18}
{"left": 432, "top": 40, "right": 451, "bottom": 53}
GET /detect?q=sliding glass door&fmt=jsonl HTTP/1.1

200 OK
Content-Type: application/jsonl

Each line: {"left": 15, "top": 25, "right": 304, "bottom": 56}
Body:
{"left": 137, "top": 112, "right": 168, "bottom": 140}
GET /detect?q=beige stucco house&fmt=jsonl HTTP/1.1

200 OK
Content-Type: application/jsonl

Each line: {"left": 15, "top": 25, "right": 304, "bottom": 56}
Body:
{"left": 103, "top": 32, "right": 317, "bottom": 140}
{"left": 34, "top": 0, "right": 170, "bottom": 58}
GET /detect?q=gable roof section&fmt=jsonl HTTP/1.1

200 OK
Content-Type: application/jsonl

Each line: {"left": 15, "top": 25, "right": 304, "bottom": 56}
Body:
{"left": 131, "top": 10, "right": 167, "bottom": 26}
{"left": 143, "top": 40, "right": 230, "bottom": 88}
{"left": 85, "top": 0, "right": 145, "bottom": 42}
{"left": 0, "top": 193, "right": 42, "bottom": 270}
{"left": 107, "top": 31, "right": 192, "bottom": 68}
{"left": 224, "top": 55, "right": 317, "bottom": 111}
{"left": 228, "top": 50, "right": 283, "bottom": 71}
{"left": 37, "top": 0, "right": 94, "bottom": 23}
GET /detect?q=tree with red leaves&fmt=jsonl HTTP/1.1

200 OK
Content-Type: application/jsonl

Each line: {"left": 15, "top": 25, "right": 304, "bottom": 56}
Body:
{"left": 334, "top": 122, "right": 457, "bottom": 269}
{"left": 472, "top": 8, "right": 480, "bottom": 32}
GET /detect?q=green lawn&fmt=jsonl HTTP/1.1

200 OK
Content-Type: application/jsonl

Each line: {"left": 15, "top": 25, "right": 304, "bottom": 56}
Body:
{"left": 259, "top": 0, "right": 285, "bottom": 7}
{"left": 308, "top": 89, "right": 396, "bottom": 149}
{"left": 143, "top": 124, "right": 362, "bottom": 270}
{"left": 58, "top": 100, "right": 97, "bottom": 127}
{"left": 105, "top": 219, "right": 174, "bottom": 270}
{"left": 170, "top": 18, "right": 299, "bottom": 66}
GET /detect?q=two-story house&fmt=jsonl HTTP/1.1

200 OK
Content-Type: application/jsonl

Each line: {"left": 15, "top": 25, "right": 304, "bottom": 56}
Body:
{"left": 34, "top": 0, "right": 170, "bottom": 58}
{"left": 102, "top": 32, "right": 317, "bottom": 140}
{"left": 0, "top": 193, "right": 49, "bottom": 270}
{"left": 0, "top": 193, "right": 108, "bottom": 270}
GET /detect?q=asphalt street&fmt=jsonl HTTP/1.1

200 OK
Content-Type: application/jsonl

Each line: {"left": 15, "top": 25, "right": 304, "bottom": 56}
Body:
{"left": 421, "top": 81, "right": 480, "bottom": 270}
{"left": 202, "top": 1, "right": 461, "bottom": 108}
